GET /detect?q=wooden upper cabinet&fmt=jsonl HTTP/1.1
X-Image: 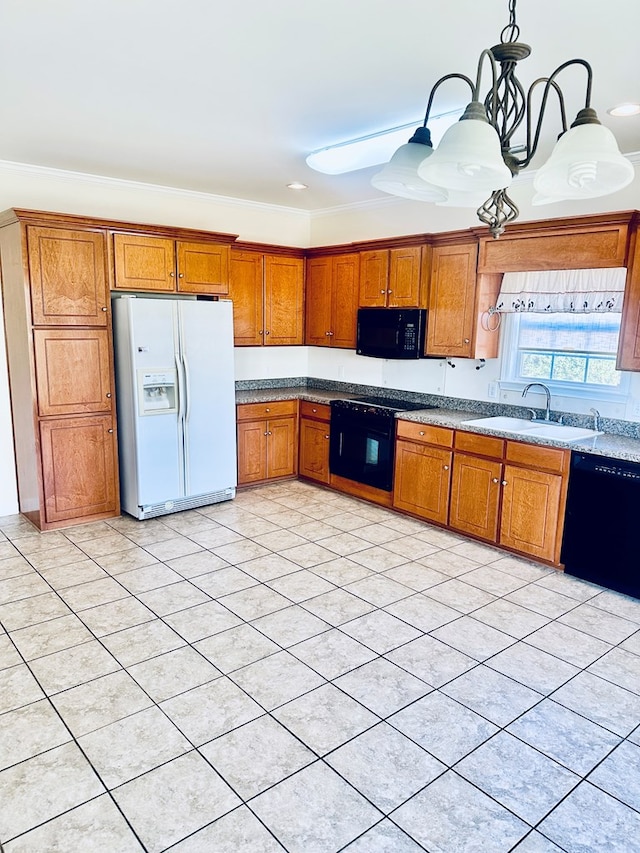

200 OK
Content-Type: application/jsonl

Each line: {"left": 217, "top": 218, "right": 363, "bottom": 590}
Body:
{"left": 114, "top": 234, "right": 175, "bottom": 291}
{"left": 618, "top": 223, "right": 640, "bottom": 371}
{"left": 229, "top": 250, "right": 264, "bottom": 346}
{"left": 388, "top": 246, "right": 422, "bottom": 307}
{"left": 305, "top": 257, "right": 333, "bottom": 346}
{"left": 113, "top": 234, "right": 230, "bottom": 294}
{"left": 264, "top": 255, "right": 304, "bottom": 345}
{"left": 359, "top": 250, "right": 390, "bottom": 307}
{"left": 175, "top": 241, "right": 229, "bottom": 294}
{"left": 427, "top": 242, "right": 478, "bottom": 357}
{"left": 27, "top": 226, "right": 109, "bottom": 326}
{"left": 306, "top": 253, "right": 360, "bottom": 348}
{"left": 359, "top": 246, "right": 423, "bottom": 308}
{"left": 34, "top": 329, "right": 113, "bottom": 417}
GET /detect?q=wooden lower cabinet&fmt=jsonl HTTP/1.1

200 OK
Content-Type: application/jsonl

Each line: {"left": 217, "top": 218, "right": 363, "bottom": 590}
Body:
{"left": 393, "top": 422, "right": 453, "bottom": 524}
{"left": 449, "top": 453, "right": 502, "bottom": 541}
{"left": 298, "top": 402, "right": 331, "bottom": 484}
{"left": 447, "top": 434, "right": 569, "bottom": 564}
{"left": 236, "top": 401, "right": 298, "bottom": 485}
{"left": 499, "top": 464, "right": 566, "bottom": 563}
{"left": 39, "top": 415, "right": 118, "bottom": 524}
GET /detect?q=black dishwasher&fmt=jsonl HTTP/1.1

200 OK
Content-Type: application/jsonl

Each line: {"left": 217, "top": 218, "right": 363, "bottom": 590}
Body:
{"left": 561, "top": 452, "right": 640, "bottom": 599}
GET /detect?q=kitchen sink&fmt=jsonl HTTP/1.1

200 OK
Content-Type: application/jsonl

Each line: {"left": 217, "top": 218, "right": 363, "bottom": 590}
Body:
{"left": 462, "top": 416, "right": 603, "bottom": 443}
{"left": 462, "top": 416, "right": 537, "bottom": 432}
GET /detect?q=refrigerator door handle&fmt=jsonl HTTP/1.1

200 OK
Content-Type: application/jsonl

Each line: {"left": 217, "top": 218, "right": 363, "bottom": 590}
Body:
{"left": 183, "top": 351, "right": 192, "bottom": 424}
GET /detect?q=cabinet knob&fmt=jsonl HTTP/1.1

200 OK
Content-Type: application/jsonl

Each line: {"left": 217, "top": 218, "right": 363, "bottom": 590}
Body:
{"left": 329, "top": 331, "right": 334, "bottom": 336}
{"left": 107, "top": 428, "right": 114, "bottom": 434}
{"left": 265, "top": 330, "right": 270, "bottom": 335}
{"left": 266, "top": 407, "right": 270, "bottom": 412}
{"left": 419, "top": 430, "right": 425, "bottom": 436}
{"left": 169, "top": 272, "right": 175, "bottom": 277}
{"left": 178, "top": 273, "right": 184, "bottom": 278}
{"left": 492, "top": 478, "right": 499, "bottom": 484}
{"left": 264, "top": 431, "right": 269, "bottom": 436}
{"left": 464, "top": 338, "right": 470, "bottom": 344}
{"left": 502, "top": 480, "right": 508, "bottom": 486}
{"left": 380, "top": 290, "right": 386, "bottom": 294}
{"left": 259, "top": 330, "right": 264, "bottom": 335}
{"left": 267, "top": 431, "right": 272, "bottom": 436}
{"left": 312, "top": 408, "right": 317, "bottom": 413}
{"left": 443, "top": 465, "right": 449, "bottom": 471}
{"left": 324, "top": 434, "right": 329, "bottom": 439}
{"left": 106, "top": 392, "right": 112, "bottom": 398}
{"left": 101, "top": 306, "right": 108, "bottom": 312}
{"left": 387, "top": 289, "right": 392, "bottom": 294}
{"left": 325, "top": 331, "right": 330, "bottom": 336}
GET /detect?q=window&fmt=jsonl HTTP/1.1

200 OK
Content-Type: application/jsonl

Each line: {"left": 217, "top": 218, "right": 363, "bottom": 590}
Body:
{"left": 501, "top": 312, "right": 629, "bottom": 400}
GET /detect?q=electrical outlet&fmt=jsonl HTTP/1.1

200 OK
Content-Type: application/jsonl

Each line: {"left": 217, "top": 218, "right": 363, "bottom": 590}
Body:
{"left": 487, "top": 381, "right": 498, "bottom": 399}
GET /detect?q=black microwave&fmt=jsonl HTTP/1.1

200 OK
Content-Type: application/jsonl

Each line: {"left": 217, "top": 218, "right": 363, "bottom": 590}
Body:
{"left": 356, "top": 307, "right": 427, "bottom": 359}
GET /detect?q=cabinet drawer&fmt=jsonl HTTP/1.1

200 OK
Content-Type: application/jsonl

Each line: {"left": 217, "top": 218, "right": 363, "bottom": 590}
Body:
{"left": 236, "top": 400, "right": 298, "bottom": 421}
{"left": 396, "top": 420, "right": 453, "bottom": 447}
{"left": 455, "top": 430, "right": 504, "bottom": 459}
{"left": 300, "top": 401, "right": 331, "bottom": 421}
{"left": 506, "top": 440, "right": 569, "bottom": 475}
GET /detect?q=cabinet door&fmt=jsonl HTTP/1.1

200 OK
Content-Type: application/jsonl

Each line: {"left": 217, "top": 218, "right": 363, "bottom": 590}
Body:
{"left": 426, "top": 242, "right": 478, "bottom": 357}
{"left": 393, "top": 440, "right": 452, "bottom": 524}
{"left": 359, "top": 250, "right": 389, "bottom": 307}
{"left": 388, "top": 246, "right": 422, "bottom": 308}
{"left": 332, "top": 253, "right": 360, "bottom": 348}
{"left": 264, "top": 256, "right": 304, "bottom": 345}
{"left": 28, "top": 227, "right": 109, "bottom": 326}
{"left": 305, "top": 257, "right": 332, "bottom": 346}
{"left": 34, "top": 329, "right": 113, "bottom": 417}
{"left": 500, "top": 464, "right": 564, "bottom": 562}
{"left": 299, "top": 417, "right": 330, "bottom": 483}
{"left": 449, "top": 452, "right": 502, "bottom": 541}
{"left": 113, "top": 234, "right": 175, "bottom": 291}
{"left": 39, "top": 415, "right": 117, "bottom": 523}
{"left": 229, "top": 251, "right": 264, "bottom": 346}
{"left": 267, "top": 417, "right": 297, "bottom": 479}
{"left": 176, "top": 241, "right": 230, "bottom": 295}
{"left": 237, "top": 420, "right": 268, "bottom": 483}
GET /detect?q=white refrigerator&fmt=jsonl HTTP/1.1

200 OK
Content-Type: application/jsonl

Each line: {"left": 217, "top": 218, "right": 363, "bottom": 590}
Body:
{"left": 112, "top": 296, "right": 237, "bottom": 519}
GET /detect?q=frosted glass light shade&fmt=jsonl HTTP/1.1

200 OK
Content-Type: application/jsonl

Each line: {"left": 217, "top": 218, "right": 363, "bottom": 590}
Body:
{"left": 371, "top": 141, "right": 446, "bottom": 202}
{"left": 418, "top": 107, "right": 512, "bottom": 193}
{"left": 436, "top": 188, "right": 489, "bottom": 208}
{"left": 533, "top": 123, "right": 635, "bottom": 201}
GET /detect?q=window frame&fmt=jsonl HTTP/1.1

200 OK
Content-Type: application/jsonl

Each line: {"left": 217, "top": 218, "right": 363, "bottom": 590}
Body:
{"left": 499, "top": 312, "right": 630, "bottom": 403}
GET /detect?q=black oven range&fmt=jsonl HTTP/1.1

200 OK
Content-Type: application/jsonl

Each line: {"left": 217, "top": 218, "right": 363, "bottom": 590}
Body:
{"left": 329, "top": 396, "right": 433, "bottom": 491}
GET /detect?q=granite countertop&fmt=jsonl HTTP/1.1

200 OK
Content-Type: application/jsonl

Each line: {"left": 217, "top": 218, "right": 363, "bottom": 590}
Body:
{"left": 235, "top": 387, "right": 640, "bottom": 464}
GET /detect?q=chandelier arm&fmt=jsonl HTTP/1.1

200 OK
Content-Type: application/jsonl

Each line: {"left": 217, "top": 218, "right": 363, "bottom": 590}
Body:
{"left": 473, "top": 49, "right": 500, "bottom": 123}
{"left": 422, "top": 73, "right": 475, "bottom": 125}
{"left": 521, "top": 75, "right": 570, "bottom": 168}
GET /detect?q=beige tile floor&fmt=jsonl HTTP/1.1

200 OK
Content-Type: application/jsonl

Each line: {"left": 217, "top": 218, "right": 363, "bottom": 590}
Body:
{"left": 1, "top": 479, "right": 640, "bottom": 852}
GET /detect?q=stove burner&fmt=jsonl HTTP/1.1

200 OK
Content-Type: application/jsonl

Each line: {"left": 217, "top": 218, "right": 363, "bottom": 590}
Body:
{"left": 331, "top": 396, "right": 433, "bottom": 419}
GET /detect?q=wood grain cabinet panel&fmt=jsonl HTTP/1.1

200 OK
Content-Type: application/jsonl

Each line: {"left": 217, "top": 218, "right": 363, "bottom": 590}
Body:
{"left": 39, "top": 415, "right": 117, "bottom": 523}
{"left": 499, "top": 464, "right": 565, "bottom": 563}
{"left": 393, "top": 440, "right": 452, "bottom": 524}
{"left": 114, "top": 234, "right": 230, "bottom": 294}
{"left": 230, "top": 251, "right": 304, "bottom": 346}
{"left": 299, "top": 404, "right": 331, "bottom": 484}
{"left": 427, "top": 242, "right": 478, "bottom": 357}
{"left": 236, "top": 402, "right": 298, "bottom": 485}
{"left": 237, "top": 420, "right": 268, "bottom": 483}
{"left": 359, "top": 247, "right": 422, "bottom": 308}
{"left": 449, "top": 452, "right": 502, "bottom": 541}
{"left": 34, "top": 329, "right": 113, "bottom": 417}
{"left": 305, "top": 253, "right": 360, "bottom": 348}
{"left": 28, "top": 226, "right": 109, "bottom": 326}
{"left": 267, "top": 417, "right": 297, "bottom": 478}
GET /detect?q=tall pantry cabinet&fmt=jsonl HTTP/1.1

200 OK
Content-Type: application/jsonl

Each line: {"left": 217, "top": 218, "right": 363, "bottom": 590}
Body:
{"left": 0, "top": 211, "right": 119, "bottom": 530}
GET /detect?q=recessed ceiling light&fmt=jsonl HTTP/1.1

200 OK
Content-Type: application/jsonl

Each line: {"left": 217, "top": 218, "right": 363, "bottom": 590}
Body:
{"left": 607, "top": 103, "right": 640, "bottom": 117}
{"left": 287, "top": 182, "right": 308, "bottom": 190}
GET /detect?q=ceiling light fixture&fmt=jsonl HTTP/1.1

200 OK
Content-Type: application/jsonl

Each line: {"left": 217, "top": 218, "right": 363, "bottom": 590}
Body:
{"left": 371, "top": 0, "right": 634, "bottom": 238}
{"left": 306, "top": 110, "right": 463, "bottom": 176}
{"left": 607, "top": 103, "right": 640, "bottom": 117}
{"left": 287, "top": 182, "right": 308, "bottom": 190}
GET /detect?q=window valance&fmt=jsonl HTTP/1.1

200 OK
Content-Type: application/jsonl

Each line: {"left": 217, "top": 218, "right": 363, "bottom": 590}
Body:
{"left": 495, "top": 268, "right": 627, "bottom": 313}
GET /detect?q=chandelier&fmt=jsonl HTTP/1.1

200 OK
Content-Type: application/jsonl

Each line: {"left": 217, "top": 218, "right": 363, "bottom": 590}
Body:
{"left": 371, "top": 0, "right": 634, "bottom": 238}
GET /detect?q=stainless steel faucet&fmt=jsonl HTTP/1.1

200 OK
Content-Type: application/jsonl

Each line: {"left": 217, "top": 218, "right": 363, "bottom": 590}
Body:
{"left": 522, "top": 383, "right": 552, "bottom": 421}
{"left": 589, "top": 407, "right": 601, "bottom": 432}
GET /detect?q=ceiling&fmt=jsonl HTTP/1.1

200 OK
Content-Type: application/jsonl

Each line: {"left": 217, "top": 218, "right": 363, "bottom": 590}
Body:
{"left": 1, "top": 0, "right": 638, "bottom": 211}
